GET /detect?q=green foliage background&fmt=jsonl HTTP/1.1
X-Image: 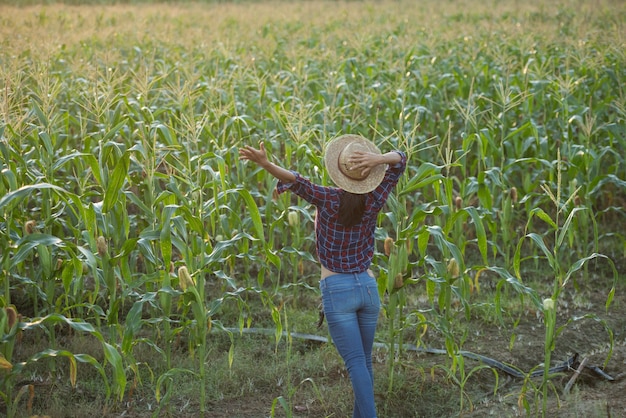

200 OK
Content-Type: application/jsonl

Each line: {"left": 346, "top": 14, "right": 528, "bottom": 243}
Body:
{"left": 0, "top": 0, "right": 624, "bottom": 416}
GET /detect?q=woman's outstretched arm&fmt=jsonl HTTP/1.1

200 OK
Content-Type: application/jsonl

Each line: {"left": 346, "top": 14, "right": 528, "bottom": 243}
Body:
{"left": 239, "top": 142, "right": 296, "bottom": 183}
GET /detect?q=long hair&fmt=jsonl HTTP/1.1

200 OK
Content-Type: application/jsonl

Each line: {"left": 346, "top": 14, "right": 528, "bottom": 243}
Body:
{"left": 338, "top": 191, "right": 367, "bottom": 228}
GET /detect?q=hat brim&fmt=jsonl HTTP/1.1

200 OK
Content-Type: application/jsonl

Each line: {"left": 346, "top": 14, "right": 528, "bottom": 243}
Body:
{"left": 324, "top": 135, "right": 386, "bottom": 194}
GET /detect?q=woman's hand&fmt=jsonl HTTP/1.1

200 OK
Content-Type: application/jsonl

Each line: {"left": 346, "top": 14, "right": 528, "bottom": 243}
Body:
{"left": 238, "top": 141, "right": 296, "bottom": 183}
{"left": 239, "top": 141, "right": 269, "bottom": 166}
{"left": 346, "top": 151, "right": 383, "bottom": 177}
{"left": 347, "top": 151, "right": 402, "bottom": 177}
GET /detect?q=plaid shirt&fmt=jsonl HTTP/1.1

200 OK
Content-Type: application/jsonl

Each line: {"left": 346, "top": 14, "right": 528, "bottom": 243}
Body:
{"left": 277, "top": 151, "right": 406, "bottom": 273}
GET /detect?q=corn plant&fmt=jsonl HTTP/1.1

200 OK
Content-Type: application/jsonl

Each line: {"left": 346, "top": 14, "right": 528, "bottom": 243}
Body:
{"left": 0, "top": 1, "right": 624, "bottom": 415}
{"left": 433, "top": 353, "right": 499, "bottom": 413}
{"left": 511, "top": 151, "right": 618, "bottom": 415}
{"left": 0, "top": 313, "right": 111, "bottom": 417}
{"left": 379, "top": 234, "right": 408, "bottom": 397}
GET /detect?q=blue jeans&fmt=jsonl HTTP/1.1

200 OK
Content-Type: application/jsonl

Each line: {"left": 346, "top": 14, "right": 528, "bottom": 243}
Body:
{"left": 320, "top": 271, "right": 380, "bottom": 418}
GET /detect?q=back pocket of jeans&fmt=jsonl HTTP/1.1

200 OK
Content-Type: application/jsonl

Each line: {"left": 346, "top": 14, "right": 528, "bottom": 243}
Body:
{"left": 326, "top": 288, "right": 357, "bottom": 312}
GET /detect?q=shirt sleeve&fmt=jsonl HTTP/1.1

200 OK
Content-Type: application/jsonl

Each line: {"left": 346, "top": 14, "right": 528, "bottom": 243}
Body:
{"left": 369, "top": 151, "right": 407, "bottom": 209}
{"left": 277, "top": 171, "right": 333, "bottom": 208}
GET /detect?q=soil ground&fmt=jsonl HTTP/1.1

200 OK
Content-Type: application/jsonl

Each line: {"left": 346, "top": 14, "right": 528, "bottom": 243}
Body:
{"left": 8, "top": 269, "right": 625, "bottom": 418}
{"left": 207, "top": 274, "right": 626, "bottom": 418}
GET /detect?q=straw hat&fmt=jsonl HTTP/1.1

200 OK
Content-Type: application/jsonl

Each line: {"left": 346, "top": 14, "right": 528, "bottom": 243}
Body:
{"left": 324, "top": 134, "right": 386, "bottom": 194}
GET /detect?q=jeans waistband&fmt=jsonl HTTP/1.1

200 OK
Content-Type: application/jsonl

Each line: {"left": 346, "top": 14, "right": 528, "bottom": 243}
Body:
{"left": 319, "top": 270, "right": 374, "bottom": 290}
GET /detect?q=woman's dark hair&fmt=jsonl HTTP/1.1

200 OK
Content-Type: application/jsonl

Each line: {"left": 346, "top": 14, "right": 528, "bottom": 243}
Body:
{"left": 338, "top": 191, "right": 367, "bottom": 227}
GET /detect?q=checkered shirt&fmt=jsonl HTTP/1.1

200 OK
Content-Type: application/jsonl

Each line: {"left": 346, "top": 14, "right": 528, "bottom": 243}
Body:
{"left": 277, "top": 151, "right": 406, "bottom": 273}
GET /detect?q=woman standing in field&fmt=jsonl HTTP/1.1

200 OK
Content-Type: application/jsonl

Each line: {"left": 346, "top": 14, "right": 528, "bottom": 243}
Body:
{"left": 239, "top": 135, "right": 406, "bottom": 418}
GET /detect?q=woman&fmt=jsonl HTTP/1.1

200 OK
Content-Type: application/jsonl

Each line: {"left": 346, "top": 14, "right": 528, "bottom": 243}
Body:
{"left": 239, "top": 135, "right": 406, "bottom": 418}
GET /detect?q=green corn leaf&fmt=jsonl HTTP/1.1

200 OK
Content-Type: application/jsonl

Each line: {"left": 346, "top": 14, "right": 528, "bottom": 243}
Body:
{"left": 272, "top": 307, "right": 282, "bottom": 345}
{"left": 226, "top": 339, "right": 235, "bottom": 369}
{"left": 74, "top": 353, "right": 110, "bottom": 394}
{"left": 159, "top": 273, "right": 173, "bottom": 313}
{"left": 444, "top": 209, "right": 466, "bottom": 236}
{"left": 399, "top": 162, "right": 444, "bottom": 196}
{"left": 0, "top": 183, "right": 73, "bottom": 213}
{"left": 427, "top": 225, "right": 463, "bottom": 270}
{"left": 102, "top": 119, "right": 129, "bottom": 143}
{"left": 37, "top": 244, "right": 52, "bottom": 278}
{"left": 177, "top": 205, "right": 204, "bottom": 235}
{"left": 155, "top": 368, "right": 196, "bottom": 403}
{"left": 556, "top": 207, "right": 586, "bottom": 250}
{"left": 426, "top": 275, "right": 436, "bottom": 304}
{"left": 103, "top": 152, "right": 130, "bottom": 213}
{"left": 53, "top": 152, "right": 102, "bottom": 186}
{"left": 103, "top": 342, "right": 127, "bottom": 401}
{"left": 464, "top": 207, "right": 488, "bottom": 265}
{"left": 160, "top": 205, "right": 179, "bottom": 269}
{"left": 528, "top": 207, "right": 558, "bottom": 230}
{"left": 154, "top": 189, "right": 175, "bottom": 207}
{"left": 171, "top": 216, "right": 188, "bottom": 243}
{"left": 76, "top": 245, "right": 98, "bottom": 277}
{"left": 271, "top": 396, "right": 290, "bottom": 416}
{"left": 83, "top": 203, "right": 98, "bottom": 236}
{"left": 154, "top": 123, "right": 178, "bottom": 146}
{"left": 477, "top": 183, "right": 493, "bottom": 210}
{"left": 227, "top": 188, "right": 264, "bottom": 241}
{"left": 402, "top": 206, "right": 442, "bottom": 238}
{"left": 0, "top": 167, "right": 18, "bottom": 191}
{"left": 124, "top": 190, "right": 154, "bottom": 219}
{"left": 112, "top": 238, "right": 138, "bottom": 260}
{"left": 10, "top": 314, "right": 100, "bottom": 341}
{"left": 512, "top": 234, "right": 524, "bottom": 280}
{"left": 30, "top": 100, "right": 48, "bottom": 128}
{"left": 61, "top": 261, "right": 74, "bottom": 294}
{"left": 490, "top": 266, "right": 541, "bottom": 308}
{"left": 10, "top": 233, "right": 64, "bottom": 269}
{"left": 377, "top": 271, "right": 388, "bottom": 297}
{"left": 122, "top": 300, "right": 145, "bottom": 354}
{"left": 417, "top": 227, "right": 430, "bottom": 258}
{"left": 29, "top": 349, "right": 79, "bottom": 387}
{"left": 606, "top": 287, "right": 616, "bottom": 312}
{"left": 563, "top": 253, "right": 618, "bottom": 311}
{"left": 137, "top": 237, "right": 158, "bottom": 266}
{"left": 525, "top": 232, "right": 558, "bottom": 271}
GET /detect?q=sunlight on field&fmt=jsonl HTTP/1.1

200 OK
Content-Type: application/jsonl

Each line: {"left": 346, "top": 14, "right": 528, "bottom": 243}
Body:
{"left": 2, "top": 1, "right": 623, "bottom": 55}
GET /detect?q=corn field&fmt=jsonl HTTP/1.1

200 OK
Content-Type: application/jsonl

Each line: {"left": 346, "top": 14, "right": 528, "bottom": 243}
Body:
{"left": 0, "top": 0, "right": 625, "bottom": 416}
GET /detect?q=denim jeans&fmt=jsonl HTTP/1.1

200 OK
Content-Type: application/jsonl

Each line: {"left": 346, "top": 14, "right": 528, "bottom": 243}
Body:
{"left": 320, "top": 271, "right": 380, "bottom": 418}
